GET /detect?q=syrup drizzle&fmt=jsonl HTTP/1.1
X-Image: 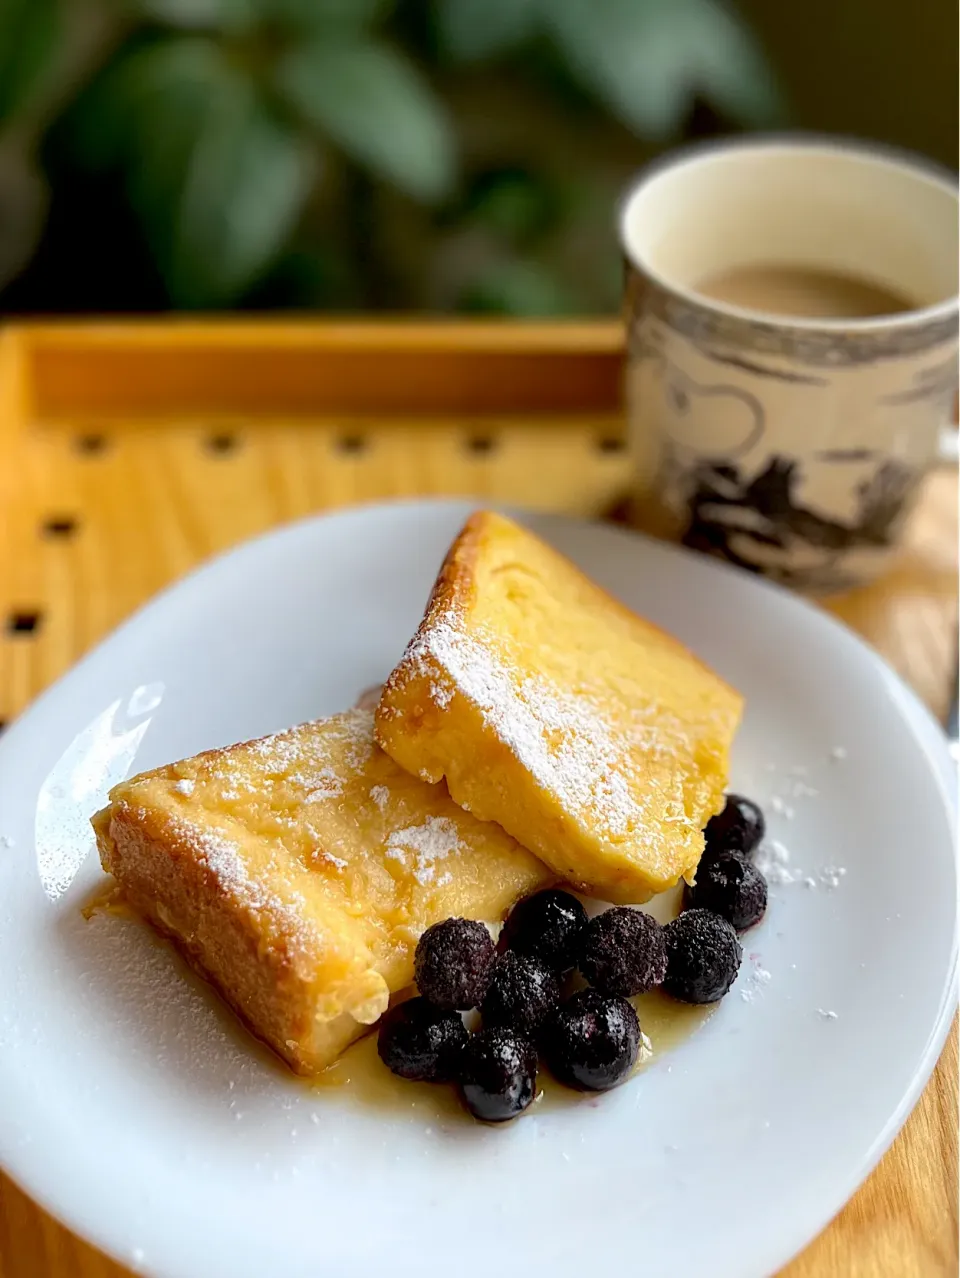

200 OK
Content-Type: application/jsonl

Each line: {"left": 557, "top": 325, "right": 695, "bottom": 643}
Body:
{"left": 314, "top": 988, "right": 713, "bottom": 1119}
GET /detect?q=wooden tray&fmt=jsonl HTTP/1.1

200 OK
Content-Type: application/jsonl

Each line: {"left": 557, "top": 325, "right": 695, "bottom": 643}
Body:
{"left": 0, "top": 320, "right": 956, "bottom": 1278}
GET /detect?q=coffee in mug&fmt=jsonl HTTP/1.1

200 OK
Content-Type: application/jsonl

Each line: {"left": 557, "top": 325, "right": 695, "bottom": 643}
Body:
{"left": 696, "top": 265, "right": 914, "bottom": 320}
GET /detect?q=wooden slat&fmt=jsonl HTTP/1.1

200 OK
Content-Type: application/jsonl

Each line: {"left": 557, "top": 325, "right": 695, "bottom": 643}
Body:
{"left": 17, "top": 320, "right": 624, "bottom": 420}
{"left": 0, "top": 320, "right": 955, "bottom": 1278}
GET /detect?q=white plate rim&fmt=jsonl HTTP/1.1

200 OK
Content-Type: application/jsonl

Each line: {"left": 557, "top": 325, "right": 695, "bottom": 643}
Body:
{"left": 0, "top": 496, "right": 956, "bottom": 1278}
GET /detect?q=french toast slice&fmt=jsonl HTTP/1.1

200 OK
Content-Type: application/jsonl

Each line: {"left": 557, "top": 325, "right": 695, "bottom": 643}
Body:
{"left": 92, "top": 709, "right": 550, "bottom": 1075}
{"left": 375, "top": 512, "right": 743, "bottom": 903}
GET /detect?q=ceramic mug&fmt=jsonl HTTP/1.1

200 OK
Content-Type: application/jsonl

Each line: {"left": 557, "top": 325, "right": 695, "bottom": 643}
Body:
{"left": 620, "top": 138, "right": 958, "bottom": 594}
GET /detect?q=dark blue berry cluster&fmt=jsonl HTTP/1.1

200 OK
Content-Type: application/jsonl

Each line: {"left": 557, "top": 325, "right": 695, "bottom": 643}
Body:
{"left": 378, "top": 796, "right": 768, "bottom": 1122}
{"left": 667, "top": 793, "right": 769, "bottom": 1002}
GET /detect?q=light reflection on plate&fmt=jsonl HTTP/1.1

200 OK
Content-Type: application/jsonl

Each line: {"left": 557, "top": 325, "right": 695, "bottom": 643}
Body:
{"left": 34, "top": 682, "right": 164, "bottom": 900}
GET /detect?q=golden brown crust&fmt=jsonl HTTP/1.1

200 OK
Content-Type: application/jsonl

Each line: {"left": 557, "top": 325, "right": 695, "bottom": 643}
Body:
{"left": 380, "top": 512, "right": 482, "bottom": 708}
{"left": 94, "top": 803, "right": 364, "bottom": 1074}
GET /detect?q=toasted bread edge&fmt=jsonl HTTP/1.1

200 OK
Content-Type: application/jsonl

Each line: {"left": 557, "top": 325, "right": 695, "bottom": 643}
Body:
{"left": 91, "top": 804, "right": 368, "bottom": 1075}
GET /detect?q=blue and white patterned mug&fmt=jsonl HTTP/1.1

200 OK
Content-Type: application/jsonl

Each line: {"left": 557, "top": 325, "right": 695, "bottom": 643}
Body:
{"left": 620, "top": 138, "right": 958, "bottom": 594}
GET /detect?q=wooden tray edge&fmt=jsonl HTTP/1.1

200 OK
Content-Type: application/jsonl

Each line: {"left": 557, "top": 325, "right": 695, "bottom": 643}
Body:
{"left": 5, "top": 319, "right": 625, "bottom": 422}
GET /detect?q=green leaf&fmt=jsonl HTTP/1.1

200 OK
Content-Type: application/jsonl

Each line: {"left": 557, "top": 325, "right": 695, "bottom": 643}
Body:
{"left": 65, "top": 41, "right": 169, "bottom": 173}
{"left": 131, "top": 0, "right": 259, "bottom": 31}
{"left": 244, "top": 242, "right": 360, "bottom": 307}
{"left": 0, "top": 147, "right": 47, "bottom": 290}
{"left": 169, "top": 98, "right": 313, "bottom": 307}
{"left": 436, "top": 0, "right": 537, "bottom": 60}
{"left": 681, "top": 0, "right": 783, "bottom": 125}
{"left": 76, "top": 39, "right": 313, "bottom": 306}
{"left": 0, "top": 0, "right": 60, "bottom": 124}
{"left": 276, "top": 39, "right": 455, "bottom": 201}
{"left": 256, "top": 0, "right": 392, "bottom": 31}
{"left": 462, "top": 168, "right": 560, "bottom": 243}
{"left": 460, "top": 257, "right": 577, "bottom": 316}
{"left": 545, "top": 0, "right": 782, "bottom": 139}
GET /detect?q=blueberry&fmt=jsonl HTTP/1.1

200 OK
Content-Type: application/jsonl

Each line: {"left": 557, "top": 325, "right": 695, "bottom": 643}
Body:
{"left": 458, "top": 1027, "right": 538, "bottom": 1122}
{"left": 663, "top": 909, "right": 742, "bottom": 1004}
{"left": 704, "top": 794, "right": 765, "bottom": 859}
{"left": 377, "top": 997, "right": 468, "bottom": 1082}
{"left": 685, "top": 851, "right": 768, "bottom": 931}
{"left": 481, "top": 951, "right": 560, "bottom": 1035}
{"left": 414, "top": 918, "right": 495, "bottom": 1011}
{"left": 541, "top": 989, "right": 640, "bottom": 1092}
{"left": 578, "top": 906, "right": 667, "bottom": 997}
{"left": 500, "top": 889, "right": 588, "bottom": 974}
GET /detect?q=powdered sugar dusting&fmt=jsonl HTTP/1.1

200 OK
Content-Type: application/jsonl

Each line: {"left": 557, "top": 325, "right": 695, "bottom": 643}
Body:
{"left": 164, "top": 814, "right": 317, "bottom": 954}
{"left": 430, "top": 681, "right": 453, "bottom": 709}
{"left": 756, "top": 839, "right": 847, "bottom": 892}
{"left": 755, "top": 839, "right": 798, "bottom": 885}
{"left": 817, "top": 865, "right": 847, "bottom": 888}
{"left": 188, "top": 709, "right": 375, "bottom": 806}
{"left": 769, "top": 795, "right": 794, "bottom": 819}
{"left": 301, "top": 767, "right": 343, "bottom": 803}
{"left": 385, "top": 816, "right": 462, "bottom": 885}
{"left": 791, "top": 780, "right": 818, "bottom": 799}
{"left": 399, "top": 618, "right": 690, "bottom": 845}
{"left": 173, "top": 779, "right": 195, "bottom": 796}
{"left": 740, "top": 956, "right": 772, "bottom": 1003}
{"left": 369, "top": 785, "right": 390, "bottom": 811}
{"left": 247, "top": 709, "right": 373, "bottom": 796}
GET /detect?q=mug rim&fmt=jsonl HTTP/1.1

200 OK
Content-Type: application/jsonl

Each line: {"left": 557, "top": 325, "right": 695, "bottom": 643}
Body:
{"left": 618, "top": 133, "right": 959, "bottom": 334}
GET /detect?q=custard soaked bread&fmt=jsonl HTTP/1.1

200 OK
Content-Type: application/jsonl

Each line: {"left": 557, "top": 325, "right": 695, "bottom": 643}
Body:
{"left": 376, "top": 512, "right": 743, "bottom": 903}
{"left": 92, "top": 709, "right": 550, "bottom": 1075}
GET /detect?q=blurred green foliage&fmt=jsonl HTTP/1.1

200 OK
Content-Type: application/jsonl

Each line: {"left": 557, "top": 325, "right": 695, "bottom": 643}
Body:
{"left": 0, "top": 0, "right": 783, "bottom": 314}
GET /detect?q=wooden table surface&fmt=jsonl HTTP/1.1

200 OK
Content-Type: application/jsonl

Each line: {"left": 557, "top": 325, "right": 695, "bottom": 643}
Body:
{"left": 0, "top": 321, "right": 956, "bottom": 1277}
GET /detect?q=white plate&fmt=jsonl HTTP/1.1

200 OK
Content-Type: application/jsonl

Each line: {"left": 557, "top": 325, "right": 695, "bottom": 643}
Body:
{"left": 0, "top": 499, "right": 955, "bottom": 1278}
